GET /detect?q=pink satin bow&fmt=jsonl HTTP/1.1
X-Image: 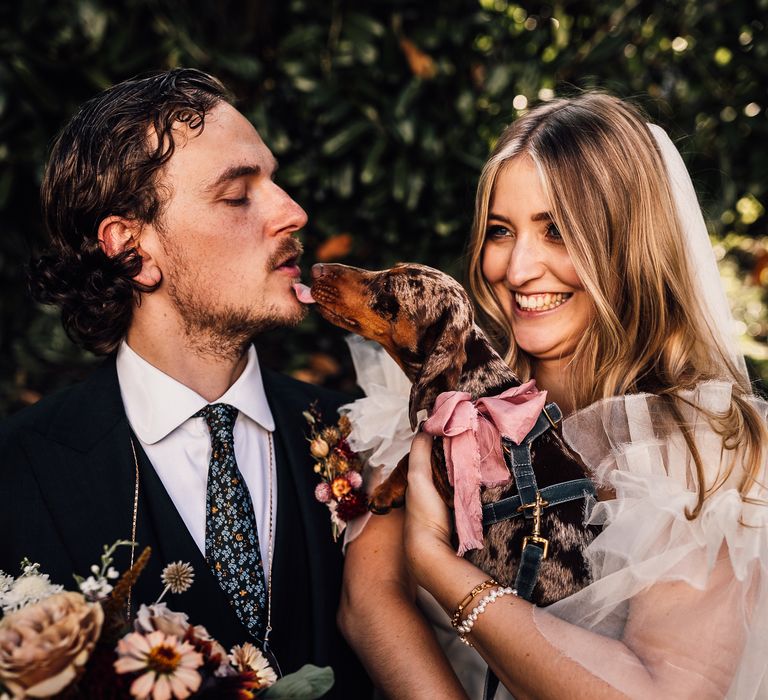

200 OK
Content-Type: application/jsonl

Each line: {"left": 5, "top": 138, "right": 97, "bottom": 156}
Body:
{"left": 421, "top": 380, "right": 547, "bottom": 555}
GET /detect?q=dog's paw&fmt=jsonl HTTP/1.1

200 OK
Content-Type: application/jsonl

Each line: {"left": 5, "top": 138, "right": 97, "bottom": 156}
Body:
{"left": 368, "top": 494, "right": 404, "bottom": 515}
{"left": 368, "top": 502, "right": 392, "bottom": 515}
{"left": 368, "top": 468, "right": 408, "bottom": 515}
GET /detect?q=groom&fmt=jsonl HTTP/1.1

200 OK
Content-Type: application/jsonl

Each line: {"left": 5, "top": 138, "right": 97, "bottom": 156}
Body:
{"left": 0, "top": 69, "right": 369, "bottom": 698}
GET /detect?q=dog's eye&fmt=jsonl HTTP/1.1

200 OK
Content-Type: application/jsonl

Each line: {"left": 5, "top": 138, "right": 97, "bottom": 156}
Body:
{"left": 371, "top": 292, "right": 400, "bottom": 321}
{"left": 369, "top": 275, "right": 401, "bottom": 321}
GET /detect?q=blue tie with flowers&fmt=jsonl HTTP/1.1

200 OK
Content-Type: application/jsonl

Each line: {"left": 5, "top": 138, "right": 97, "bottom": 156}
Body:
{"left": 196, "top": 403, "right": 267, "bottom": 639}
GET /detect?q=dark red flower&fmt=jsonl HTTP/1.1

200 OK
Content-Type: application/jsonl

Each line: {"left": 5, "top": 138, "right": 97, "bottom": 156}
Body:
{"left": 336, "top": 492, "right": 368, "bottom": 521}
{"left": 194, "top": 670, "right": 264, "bottom": 699}
{"left": 335, "top": 439, "right": 355, "bottom": 460}
{"left": 59, "top": 641, "right": 132, "bottom": 700}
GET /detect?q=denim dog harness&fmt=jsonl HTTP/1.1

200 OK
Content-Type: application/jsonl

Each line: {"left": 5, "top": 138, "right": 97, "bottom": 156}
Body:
{"left": 482, "top": 402, "right": 595, "bottom": 700}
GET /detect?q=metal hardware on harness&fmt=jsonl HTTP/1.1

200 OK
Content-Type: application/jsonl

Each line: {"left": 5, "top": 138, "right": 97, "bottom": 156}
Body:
{"left": 541, "top": 405, "right": 560, "bottom": 429}
{"left": 518, "top": 491, "right": 549, "bottom": 559}
{"left": 482, "top": 478, "right": 595, "bottom": 528}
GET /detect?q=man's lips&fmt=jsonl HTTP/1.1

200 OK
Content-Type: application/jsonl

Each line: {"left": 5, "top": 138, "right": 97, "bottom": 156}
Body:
{"left": 275, "top": 255, "right": 301, "bottom": 275}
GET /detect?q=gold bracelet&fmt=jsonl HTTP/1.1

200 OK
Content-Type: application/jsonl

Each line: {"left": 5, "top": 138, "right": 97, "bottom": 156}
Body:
{"left": 450, "top": 578, "right": 499, "bottom": 629}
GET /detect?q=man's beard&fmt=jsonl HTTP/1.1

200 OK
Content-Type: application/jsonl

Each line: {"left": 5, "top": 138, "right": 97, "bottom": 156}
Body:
{"left": 162, "top": 238, "right": 306, "bottom": 360}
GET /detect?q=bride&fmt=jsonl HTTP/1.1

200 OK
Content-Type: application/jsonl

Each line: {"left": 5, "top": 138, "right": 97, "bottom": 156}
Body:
{"left": 338, "top": 92, "right": 767, "bottom": 699}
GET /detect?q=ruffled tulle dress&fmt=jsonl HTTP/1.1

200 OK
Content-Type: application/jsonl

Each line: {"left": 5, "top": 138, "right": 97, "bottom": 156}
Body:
{"left": 342, "top": 337, "right": 768, "bottom": 699}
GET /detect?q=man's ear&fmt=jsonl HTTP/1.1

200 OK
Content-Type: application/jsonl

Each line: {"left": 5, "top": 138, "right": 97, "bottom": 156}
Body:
{"left": 97, "top": 216, "right": 162, "bottom": 287}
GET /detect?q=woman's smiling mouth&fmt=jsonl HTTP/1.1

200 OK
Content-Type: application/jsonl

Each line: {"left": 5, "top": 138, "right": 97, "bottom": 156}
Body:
{"left": 514, "top": 291, "right": 573, "bottom": 314}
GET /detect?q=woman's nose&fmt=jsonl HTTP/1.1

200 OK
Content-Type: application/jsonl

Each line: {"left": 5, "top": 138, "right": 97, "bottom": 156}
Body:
{"left": 505, "top": 235, "right": 545, "bottom": 288}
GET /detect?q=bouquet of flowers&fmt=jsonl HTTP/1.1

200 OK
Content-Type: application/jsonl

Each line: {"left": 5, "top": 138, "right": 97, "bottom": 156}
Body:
{"left": 304, "top": 405, "right": 368, "bottom": 541}
{"left": 0, "top": 542, "right": 333, "bottom": 700}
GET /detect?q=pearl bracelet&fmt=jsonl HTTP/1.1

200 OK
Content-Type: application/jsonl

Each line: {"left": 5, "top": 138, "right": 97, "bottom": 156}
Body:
{"left": 450, "top": 578, "right": 499, "bottom": 630}
{"left": 456, "top": 586, "right": 517, "bottom": 646}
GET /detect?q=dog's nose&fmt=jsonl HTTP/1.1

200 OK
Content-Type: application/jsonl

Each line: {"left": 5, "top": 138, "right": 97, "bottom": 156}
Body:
{"left": 311, "top": 263, "right": 326, "bottom": 279}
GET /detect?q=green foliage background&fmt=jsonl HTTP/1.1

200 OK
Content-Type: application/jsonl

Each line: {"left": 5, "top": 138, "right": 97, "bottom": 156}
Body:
{"left": 1, "top": 0, "right": 767, "bottom": 414}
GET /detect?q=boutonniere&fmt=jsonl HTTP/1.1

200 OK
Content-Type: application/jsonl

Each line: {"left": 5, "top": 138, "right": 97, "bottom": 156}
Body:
{"left": 304, "top": 404, "right": 368, "bottom": 542}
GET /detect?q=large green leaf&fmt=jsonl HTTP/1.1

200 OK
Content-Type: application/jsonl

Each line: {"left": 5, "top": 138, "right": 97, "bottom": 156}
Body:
{"left": 260, "top": 665, "right": 334, "bottom": 699}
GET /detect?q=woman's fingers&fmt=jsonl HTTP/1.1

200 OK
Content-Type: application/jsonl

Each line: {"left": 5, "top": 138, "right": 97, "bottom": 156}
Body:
{"left": 406, "top": 432, "right": 452, "bottom": 543}
{"left": 407, "top": 432, "right": 434, "bottom": 483}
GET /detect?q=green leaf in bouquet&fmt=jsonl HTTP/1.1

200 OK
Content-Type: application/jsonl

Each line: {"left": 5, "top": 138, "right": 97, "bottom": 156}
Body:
{"left": 260, "top": 664, "right": 334, "bottom": 699}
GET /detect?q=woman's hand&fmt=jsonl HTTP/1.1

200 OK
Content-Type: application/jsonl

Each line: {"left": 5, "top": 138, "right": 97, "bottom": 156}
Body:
{"left": 404, "top": 433, "right": 455, "bottom": 584}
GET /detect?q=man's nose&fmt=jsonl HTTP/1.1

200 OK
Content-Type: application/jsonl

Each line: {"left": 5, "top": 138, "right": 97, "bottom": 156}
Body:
{"left": 272, "top": 185, "right": 308, "bottom": 236}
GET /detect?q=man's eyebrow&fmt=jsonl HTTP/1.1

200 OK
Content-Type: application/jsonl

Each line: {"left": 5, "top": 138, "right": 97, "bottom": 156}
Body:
{"left": 204, "top": 158, "right": 279, "bottom": 192}
{"left": 205, "top": 165, "right": 261, "bottom": 192}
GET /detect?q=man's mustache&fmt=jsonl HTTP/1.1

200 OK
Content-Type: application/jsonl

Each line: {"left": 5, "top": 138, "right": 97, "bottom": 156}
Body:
{"left": 268, "top": 237, "right": 304, "bottom": 270}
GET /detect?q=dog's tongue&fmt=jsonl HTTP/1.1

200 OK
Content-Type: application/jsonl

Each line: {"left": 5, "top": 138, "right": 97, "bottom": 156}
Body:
{"left": 293, "top": 283, "right": 316, "bottom": 304}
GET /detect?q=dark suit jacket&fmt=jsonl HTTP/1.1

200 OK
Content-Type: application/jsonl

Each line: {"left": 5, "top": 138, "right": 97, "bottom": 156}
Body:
{"left": 0, "top": 357, "right": 370, "bottom": 699}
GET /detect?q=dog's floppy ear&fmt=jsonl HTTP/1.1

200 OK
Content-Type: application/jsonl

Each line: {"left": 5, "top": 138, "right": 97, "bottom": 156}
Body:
{"left": 408, "top": 305, "right": 470, "bottom": 430}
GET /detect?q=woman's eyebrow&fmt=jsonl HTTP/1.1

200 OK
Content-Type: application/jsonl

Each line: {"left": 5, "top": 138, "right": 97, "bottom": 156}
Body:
{"left": 487, "top": 212, "right": 552, "bottom": 223}
{"left": 487, "top": 212, "right": 513, "bottom": 225}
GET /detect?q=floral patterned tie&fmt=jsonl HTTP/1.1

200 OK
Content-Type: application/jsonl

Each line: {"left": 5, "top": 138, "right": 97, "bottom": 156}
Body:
{"left": 196, "top": 403, "right": 267, "bottom": 639}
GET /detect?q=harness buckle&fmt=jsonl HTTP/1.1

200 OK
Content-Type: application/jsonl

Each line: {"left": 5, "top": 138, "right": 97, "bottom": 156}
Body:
{"left": 516, "top": 493, "right": 550, "bottom": 515}
{"left": 518, "top": 492, "right": 549, "bottom": 559}
{"left": 522, "top": 534, "right": 549, "bottom": 559}
{"left": 542, "top": 406, "right": 560, "bottom": 429}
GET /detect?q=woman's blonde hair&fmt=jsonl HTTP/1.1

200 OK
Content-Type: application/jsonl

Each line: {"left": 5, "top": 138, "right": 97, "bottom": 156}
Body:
{"left": 466, "top": 92, "right": 765, "bottom": 515}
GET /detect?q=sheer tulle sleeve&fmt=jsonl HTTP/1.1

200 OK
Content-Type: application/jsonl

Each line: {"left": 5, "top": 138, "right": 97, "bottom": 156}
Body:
{"left": 533, "top": 382, "right": 768, "bottom": 698}
{"left": 340, "top": 336, "right": 425, "bottom": 547}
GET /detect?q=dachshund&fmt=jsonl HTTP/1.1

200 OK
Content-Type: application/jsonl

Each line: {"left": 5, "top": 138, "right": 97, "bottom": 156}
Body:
{"left": 309, "top": 262, "right": 597, "bottom": 605}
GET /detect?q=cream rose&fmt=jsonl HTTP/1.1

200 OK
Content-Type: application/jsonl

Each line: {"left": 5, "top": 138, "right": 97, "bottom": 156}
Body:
{"left": 0, "top": 591, "right": 103, "bottom": 698}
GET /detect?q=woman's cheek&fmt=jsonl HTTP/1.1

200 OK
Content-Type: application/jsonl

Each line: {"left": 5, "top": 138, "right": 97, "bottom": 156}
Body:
{"left": 481, "top": 245, "right": 509, "bottom": 284}
{"left": 493, "top": 283, "right": 514, "bottom": 318}
{"left": 557, "top": 251, "right": 584, "bottom": 289}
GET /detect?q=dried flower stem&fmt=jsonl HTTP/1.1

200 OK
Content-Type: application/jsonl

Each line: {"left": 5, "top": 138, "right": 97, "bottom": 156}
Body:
{"left": 102, "top": 546, "right": 152, "bottom": 640}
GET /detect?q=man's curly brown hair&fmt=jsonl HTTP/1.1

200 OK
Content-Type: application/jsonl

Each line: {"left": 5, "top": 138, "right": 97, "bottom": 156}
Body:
{"left": 29, "top": 68, "right": 233, "bottom": 354}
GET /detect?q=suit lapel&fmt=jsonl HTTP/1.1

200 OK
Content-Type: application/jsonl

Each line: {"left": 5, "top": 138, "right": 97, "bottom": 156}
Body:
{"left": 21, "top": 359, "right": 139, "bottom": 577}
{"left": 263, "top": 371, "right": 346, "bottom": 667}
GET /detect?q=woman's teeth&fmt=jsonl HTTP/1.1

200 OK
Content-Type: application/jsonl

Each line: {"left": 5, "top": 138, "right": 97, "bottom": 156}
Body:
{"left": 515, "top": 292, "right": 571, "bottom": 311}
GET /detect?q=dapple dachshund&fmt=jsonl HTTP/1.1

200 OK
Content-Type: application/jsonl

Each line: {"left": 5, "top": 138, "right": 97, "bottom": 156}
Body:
{"left": 310, "top": 262, "right": 597, "bottom": 605}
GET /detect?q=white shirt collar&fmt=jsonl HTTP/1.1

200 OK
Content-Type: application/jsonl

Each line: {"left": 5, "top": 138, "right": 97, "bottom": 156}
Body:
{"left": 116, "top": 341, "right": 275, "bottom": 444}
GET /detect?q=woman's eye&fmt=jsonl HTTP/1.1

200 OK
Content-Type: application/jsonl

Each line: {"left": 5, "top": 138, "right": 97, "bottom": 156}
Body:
{"left": 546, "top": 223, "right": 563, "bottom": 241}
{"left": 486, "top": 224, "right": 512, "bottom": 240}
